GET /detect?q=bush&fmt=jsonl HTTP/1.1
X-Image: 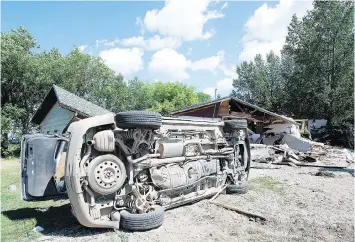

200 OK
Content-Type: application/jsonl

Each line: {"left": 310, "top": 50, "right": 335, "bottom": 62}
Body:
{"left": 1, "top": 144, "right": 21, "bottom": 158}
{"left": 317, "top": 122, "right": 354, "bottom": 149}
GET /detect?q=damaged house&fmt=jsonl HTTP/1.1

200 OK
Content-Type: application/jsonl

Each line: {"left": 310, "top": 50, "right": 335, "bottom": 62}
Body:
{"left": 170, "top": 97, "right": 355, "bottom": 167}
{"left": 171, "top": 97, "right": 318, "bottom": 153}
{"left": 171, "top": 96, "right": 299, "bottom": 137}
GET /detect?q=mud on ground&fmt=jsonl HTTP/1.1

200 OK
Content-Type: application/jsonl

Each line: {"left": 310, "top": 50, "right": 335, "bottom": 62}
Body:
{"left": 38, "top": 163, "right": 354, "bottom": 242}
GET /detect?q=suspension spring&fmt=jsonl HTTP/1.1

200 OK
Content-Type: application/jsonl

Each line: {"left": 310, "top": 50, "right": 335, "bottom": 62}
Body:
{"left": 118, "top": 129, "right": 135, "bottom": 139}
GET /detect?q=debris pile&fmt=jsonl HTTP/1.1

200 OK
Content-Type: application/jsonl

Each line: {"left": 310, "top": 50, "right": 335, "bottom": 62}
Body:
{"left": 251, "top": 140, "right": 354, "bottom": 169}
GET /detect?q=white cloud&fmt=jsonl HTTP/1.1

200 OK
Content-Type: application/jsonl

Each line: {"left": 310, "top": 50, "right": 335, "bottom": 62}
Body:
{"left": 239, "top": 39, "right": 285, "bottom": 62}
{"left": 136, "top": 17, "right": 145, "bottom": 35}
{"left": 104, "top": 39, "right": 120, "bottom": 47}
{"left": 205, "top": 10, "right": 224, "bottom": 20}
{"left": 78, "top": 45, "right": 88, "bottom": 52}
{"left": 148, "top": 48, "right": 191, "bottom": 80}
{"left": 99, "top": 47, "right": 144, "bottom": 75}
{"left": 190, "top": 50, "right": 224, "bottom": 72}
{"left": 239, "top": 0, "right": 313, "bottom": 61}
{"left": 202, "top": 51, "right": 237, "bottom": 98}
{"left": 148, "top": 49, "right": 235, "bottom": 81}
{"left": 143, "top": 0, "right": 225, "bottom": 41}
{"left": 221, "top": 2, "right": 228, "bottom": 10}
{"left": 218, "top": 63, "right": 237, "bottom": 78}
{"left": 203, "top": 77, "right": 234, "bottom": 97}
{"left": 186, "top": 48, "right": 193, "bottom": 56}
{"left": 146, "top": 35, "right": 181, "bottom": 50}
{"left": 203, "top": 87, "right": 216, "bottom": 98}
{"left": 95, "top": 39, "right": 108, "bottom": 48}
{"left": 120, "top": 36, "right": 146, "bottom": 47}
{"left": 216, "top": 77, "right": 234, "bottom": 96}
{"left": 103, "top": 35, "right": 181, "bottom": 51}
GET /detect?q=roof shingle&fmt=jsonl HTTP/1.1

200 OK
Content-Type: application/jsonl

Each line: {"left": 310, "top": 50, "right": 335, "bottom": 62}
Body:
{"left": 53, "top": 85, "right": 112, "bottom": 117}
{"left": 31, "top": 85, "right": 112, "bottom": 125}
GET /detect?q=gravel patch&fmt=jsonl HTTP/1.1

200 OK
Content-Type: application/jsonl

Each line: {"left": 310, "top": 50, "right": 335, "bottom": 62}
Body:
{"left": 37, "top": 164, "right": 354, "bottom": 242}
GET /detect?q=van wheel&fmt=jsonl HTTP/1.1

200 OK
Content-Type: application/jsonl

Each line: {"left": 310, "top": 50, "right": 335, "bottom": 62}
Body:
{"left": 115, "top": 111, "right": 162, "bottom": 130}
{"left": 120, "top": 206, "right": 165, "bottom": 231}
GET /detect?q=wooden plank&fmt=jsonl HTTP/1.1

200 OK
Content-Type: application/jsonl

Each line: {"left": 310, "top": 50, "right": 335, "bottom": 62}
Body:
{"left": 220, "top": 100, "right": 229, "bottom": 107}
{"left": 218, "top": 107, "right": 230, "bottom": 116}
{"left": 234, "top": 102, "right": 245, "bottom": 112}
{"left": 230, "top": 111, "right": 252, "bottom": 118}
{"left": 218, "top": 100, "right": 230, "bottom": 116}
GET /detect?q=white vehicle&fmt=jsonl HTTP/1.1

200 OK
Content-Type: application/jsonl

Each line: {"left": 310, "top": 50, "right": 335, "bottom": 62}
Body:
{"left": 21, "top": 111, "right": 250, "bottom": 231}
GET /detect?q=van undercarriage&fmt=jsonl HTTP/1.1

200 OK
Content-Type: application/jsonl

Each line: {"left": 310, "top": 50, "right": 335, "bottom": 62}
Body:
{"left": 22, "top": 111, "right": 250, "bottom": 231}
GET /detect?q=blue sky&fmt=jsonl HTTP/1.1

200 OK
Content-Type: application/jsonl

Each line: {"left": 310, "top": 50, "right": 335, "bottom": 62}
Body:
{"left": 2, "top": 0, "right": 313, "bottom": 97}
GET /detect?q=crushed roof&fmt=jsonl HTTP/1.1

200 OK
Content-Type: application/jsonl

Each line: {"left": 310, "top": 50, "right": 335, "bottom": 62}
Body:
{"left": 171, "top": 96, "right": 297, "bottom": 124}
{"left": 170, "top": 96, "right": 231, "bottom": 114}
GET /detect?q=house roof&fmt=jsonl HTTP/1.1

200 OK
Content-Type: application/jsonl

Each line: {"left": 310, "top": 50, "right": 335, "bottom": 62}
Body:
{"left": 171, "top": 97, "right": 231, "bottom": 114}
{"left": 31, "top": 85, "right": 112, "bottom": 125}
{"left": 171, "top": 96, "right": 297, "bottom": 124}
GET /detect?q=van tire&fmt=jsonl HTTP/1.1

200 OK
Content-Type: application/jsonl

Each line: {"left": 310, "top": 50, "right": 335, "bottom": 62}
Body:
{"left": 120, "top": 206, "right": 165, "bottom": 231}
{"left": 115, "top": 111, "right": 162, "bottom": 130}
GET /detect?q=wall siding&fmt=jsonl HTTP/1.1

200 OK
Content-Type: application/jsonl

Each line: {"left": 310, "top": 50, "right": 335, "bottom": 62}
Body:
{"left": 40, "top": 102, "right": 75, "bottom": 134}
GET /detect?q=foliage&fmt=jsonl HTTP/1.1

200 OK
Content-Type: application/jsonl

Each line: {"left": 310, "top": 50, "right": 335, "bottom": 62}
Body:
{"left": 148, "top": 81, "right": 211, "bottom": 115}
{"left": 1, "top": 104, "right": 25, "bottom": 136}
{"left": 1, "top": 104, "right": 25, "bottom": 157}
{"left": 117, "top": 80, "right": 211, "bottom": 116}
{"left": 232, "top": 52, "right": 283, "bottom": 113}
{"left": 231, "top": 1, "right": 354, "bottom": 126}
{"left": 1, "top": 27, "right": 211, "bottom": 156}
{"left": 282, "top": 1, "right": 354, "bottom": 124}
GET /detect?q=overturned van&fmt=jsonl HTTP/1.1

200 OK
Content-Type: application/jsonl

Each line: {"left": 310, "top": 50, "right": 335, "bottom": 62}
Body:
{"left": 21, "top": 111, "right": 250, "bottom": 231}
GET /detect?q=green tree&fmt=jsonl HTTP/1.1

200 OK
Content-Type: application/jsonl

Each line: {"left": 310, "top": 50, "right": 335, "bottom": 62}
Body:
{"left": 147, "top": 81, "right": 211, "bottom": 115}
{"left": 125, "top": 78, "right": 155, "bottom": 111}
{"left": 1, "top": 27, "right": 120, "bottom": 135}
{"left": 282, "top": 1, "right": 354, "bottom": 124}
{"left": 90, "top": 74, "right": 128, "bottom": 112}
{"left": 231, "top": 61, "right": 255, "bottom": 103}
{"left": 1, "top": 26, "right": 213, "bottom": 157}
{"left": 232, "top": 1, "right": 353, "bottom": 126}
{"left": 1, "top": 27, "right": 38, "bottom": 133}
{"left": 231, "top": 51, "right": 282, "bottom": 112}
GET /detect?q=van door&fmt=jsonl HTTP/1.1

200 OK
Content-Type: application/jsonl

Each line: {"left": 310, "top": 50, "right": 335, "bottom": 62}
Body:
{"left": 20, "top": 134, "right": 68, "bottom": 201}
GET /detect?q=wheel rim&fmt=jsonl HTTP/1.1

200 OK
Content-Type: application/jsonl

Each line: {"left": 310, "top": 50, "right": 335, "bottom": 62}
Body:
{"left": 87, "top": 155, "right": 127, "bottom": 195}
{"left": 94, "top": 160, "right": 121, "bottom": 189}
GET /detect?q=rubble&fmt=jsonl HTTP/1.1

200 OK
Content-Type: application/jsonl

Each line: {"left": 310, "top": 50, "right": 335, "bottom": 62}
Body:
{"left": 250, "top": 123, "right": 354, "bottom": 169}
{"left": 251, "top": 141, "right": 354, "bottom": 169}
{"left": 249, "top": 144, "right": 274, "bottom": 163}
{"left": 280, "top": 134, "right": 324, "bottom": 153}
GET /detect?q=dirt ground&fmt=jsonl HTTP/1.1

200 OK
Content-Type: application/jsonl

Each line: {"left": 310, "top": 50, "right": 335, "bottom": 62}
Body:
{"left": 36, "top": 162, "right": 354, "bottom": 242}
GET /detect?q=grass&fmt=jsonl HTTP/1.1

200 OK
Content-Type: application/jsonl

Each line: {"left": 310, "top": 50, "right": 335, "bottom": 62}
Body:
{"left": 0, "top": 158, "right": 87, "bottom": 242}
{"left": 249, "top": 176, "right": 284, "bottom": 194}
{"left": 0, "top": 159, "right": 142, "bottom": 242}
